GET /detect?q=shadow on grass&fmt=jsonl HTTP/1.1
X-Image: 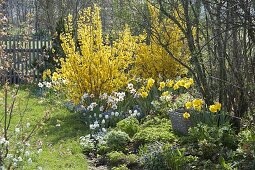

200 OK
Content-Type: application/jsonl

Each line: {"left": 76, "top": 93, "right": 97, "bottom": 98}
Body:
{"left": 37, "top": 108, "right": 89, "bottom": 144}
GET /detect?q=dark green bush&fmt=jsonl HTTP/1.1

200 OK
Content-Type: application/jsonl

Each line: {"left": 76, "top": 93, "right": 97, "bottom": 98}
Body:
{"left": 117, "top": 117, "right": 140, "bottom": 137}
{"left": 183, "top": 123, "right": 237, "bottom": 162}
{"left": 233, "top": 128, "right": 255, "bottom": 169}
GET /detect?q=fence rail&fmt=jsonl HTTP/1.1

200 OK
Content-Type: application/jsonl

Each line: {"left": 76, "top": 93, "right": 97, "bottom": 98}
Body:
{"left": 0, "top": 35, "right": 51, "bottom": 84}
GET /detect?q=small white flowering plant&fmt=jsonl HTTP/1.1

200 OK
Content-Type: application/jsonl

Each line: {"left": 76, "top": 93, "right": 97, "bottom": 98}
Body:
{"left": 0, "top": 84, "right": 46, "bottom": 169}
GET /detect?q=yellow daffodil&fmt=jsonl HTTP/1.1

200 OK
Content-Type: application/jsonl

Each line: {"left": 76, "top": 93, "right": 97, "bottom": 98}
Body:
{"left": 161, "top": 91, "right": 169, "bottom": 96}
{"left": 214, "top": 102, "right": 222, "bottom": 111}
{"left": 141, "top": 91, "right": 148, "bottom": 98}
{"left": 158, "top": 81, "right": 166, "bottom": 91}
{"left": 209, "top": 105, "right": 218, "bottom": 113}
{"left": 185, "top": 101, "right": 192, "bottom": 109}
{"left": 52, "top": 72, "right": 59, "bottom": 81}
{"left": 183, "top": 112, "right": 190, "bottom": 119}
{"left": 209, "top": 102, "right": 222, "bottom": 112}
{"left": 146, "top": 78, "right": 155, "bottom": 89}
{"left": 166, "top": 80, "right": 174, "bottom": 87}
{"left": 193, "top": 99, "right": 203, "bottom": 107}
{"left": 173, "top": 83, "right": 179, "bottom": 90}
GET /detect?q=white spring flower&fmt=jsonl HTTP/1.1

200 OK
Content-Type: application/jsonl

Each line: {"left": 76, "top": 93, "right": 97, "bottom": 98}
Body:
{"left": 94, "top": 121, "right": 99, "bottom": 128}
{"left": 25, "top": 151, "right": 30, "bottom": 157}
{"left": 99, "top": 114, "right": 103, "bottom": 118}
{"left": 102, "top": 119, "right": 105, "bottom": 124}
{"left": 0, "top": 137, "right": 6, "bottom": 145}
{"left": 90, "top": 94, "right": 95, "bottom": 98}
{"left": 18, "top": 156, "right": 23, "bottom": 162}
{"left": 130, "top": 88, "right": 136, "bottom": 94}
{"left": 129, "top": 110, "right": 133, "bottom": 114}
{"left": 27, "top": 158, "right": 32, "bottom": 164}
{"left": 137, "top": 112, "right": 141, "bottom": 117}
{"left": 127, "top": 83, "right": 134, "bottom": 89}
{"left": 15, "top": 128, "right": 20, "bottom": 133}
{"left": 105, "top": 115, "right": 109, "bottom": 119}
{"left": 46, "top": 82, "right": 52, "bottom": 88}
{"left": 112, "top": 104, "right": 117, "bottom": 110}
{"left": 38, "top": 82, "right": 43, "bottom": 88}
{"left": 111, "top": 112, "right": 115, "bottom": 116}
{"left": 115, "top": 112, "right": 119, "bottom": 117}
{"left": 26, "top": 122, "right": 30, "bottom": 128}
{"left": 102, "top": 128, "right": 107, "bottom": 132}
{"left": 94, "top": 113, "right": 97, "bottom": 117}
{"left": 99, "top": 93, "right": 108, "bottom": 100}
{"left": 82, "top": 93, "right": 89, "bottom": 100}
{"left": 6, "top": 154, "right": 13, "bottom": 159}
{"left": 100, "top": 106, "right": 104, "bottom": 112}
{"left": 38, "top": 148, "right": 43, "bottom": 154}
{"left": 37, "top": 166, "right": 43, "bottom": 170}
{"left": 89, "top": 124, "right": 95, "bottom": 130}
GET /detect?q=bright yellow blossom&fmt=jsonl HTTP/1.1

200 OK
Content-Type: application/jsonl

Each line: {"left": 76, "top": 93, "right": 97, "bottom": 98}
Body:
{"left": 173, "top": 83, "right": 179, "bottom": 90}
{"left": 214, "top": 102, "right": 222, "bottom": 111}
{"left": 52, "top": 72, "right": 59, "bottom": 81}
{"left": 161, "top": 91, "right": 169, "bottom": 96}
{"left": 146, "top": 78, "right": 155, "bottom": 90}
{"left": 209, "top": 102, "right": 222, "bottom": 112}
{"left": 158, "top": 82, "right": 166, "bottom": 91}
{"left": 183, "top": 112, "right": 190, "bottom": 119}
{"left": 193, "top": 99, "right": 203, "bottom": 111}
{"left": 185, "top": 102, "right": 192, "bottom": 109}
{"left": 166, "top": 80, "right": 174, "bottom": 87}
{"left": 141, "top": 91, "right": 148, "bottom": 98}
{"left": 209, "top": 105, "right": 218, "bottom": 113}
{"left": 193, "top": 99, "right": 203, "bottom": 107}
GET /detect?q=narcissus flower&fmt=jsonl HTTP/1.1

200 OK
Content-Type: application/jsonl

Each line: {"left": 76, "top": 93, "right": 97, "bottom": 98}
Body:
{"left": 209, "top": 102, "right": 222, "bottom": 113}
{"left": 161, "top": 91, "right": 169, "bottom": 96}
{"left": 209, "top": 105, "right": 218, "bottom": 113}
{"left": 158, "top": 82, "right": 166, "bottom": 91}
{"left": 185, "top": 102, "right": 192, "bottom": 109}
{"left": 183, "top": 112, "right": 190, "bottom": 119}
{"left": 141, "top": 91, "right": 148, "bottom": 98}
{"left": 173, "top": 84, "right": 179, "bottom": 90}
{"left": 166, "top": 80, "right": 174, "bottom": 87}
{"left": 146, "top": 78, "right": 155, "bottom": 89}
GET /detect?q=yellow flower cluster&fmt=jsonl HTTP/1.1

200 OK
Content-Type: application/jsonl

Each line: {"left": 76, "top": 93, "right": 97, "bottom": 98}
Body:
{"left": 132, "top": 4, "right": 189, "bottom": 80}
{"left": 42, "top": 69, "right": 51, "bottom": 80}
{"left": 55, "top": 5, "right": 138, "bottom": 104}
{"left": 173, "top": 78, "right": 194, "bottom": 90}
{"left": 185, "top": 99, "right": 204, "bottom": 111}
{"left": 209, "top": 102, "right": 222, "bottom": 113}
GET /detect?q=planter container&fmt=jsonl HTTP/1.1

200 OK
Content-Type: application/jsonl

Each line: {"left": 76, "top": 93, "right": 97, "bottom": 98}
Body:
{"left": 169, "top": 110, "right": 193, "bottom": 135}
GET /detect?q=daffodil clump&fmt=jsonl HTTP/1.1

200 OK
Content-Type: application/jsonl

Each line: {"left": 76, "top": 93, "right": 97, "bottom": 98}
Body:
{"left": 183, "top": 100, "right": 222, "bottom": 119}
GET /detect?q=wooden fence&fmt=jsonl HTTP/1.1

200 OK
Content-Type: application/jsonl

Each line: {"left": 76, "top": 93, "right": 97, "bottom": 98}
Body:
{"left": 0, "top": 35, "right": 51, "bottom": 84}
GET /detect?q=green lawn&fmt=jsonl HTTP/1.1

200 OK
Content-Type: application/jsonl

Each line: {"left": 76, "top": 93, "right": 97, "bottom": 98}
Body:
{"left": 0, "top": 85, "right": 89, "bottom": 170}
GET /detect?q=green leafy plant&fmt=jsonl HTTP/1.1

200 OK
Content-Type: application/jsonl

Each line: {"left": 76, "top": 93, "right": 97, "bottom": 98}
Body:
{"left": 117, "top": 117, "right": 140, "bottom": 137}
{"left": 107, "top": 151, "right": 126, "bottom": 166}
{"left": 105, "top": 130, "right": 131, "bottom": 152}
{"left": 133, "top": 117, "right": 175, "bottom": 145}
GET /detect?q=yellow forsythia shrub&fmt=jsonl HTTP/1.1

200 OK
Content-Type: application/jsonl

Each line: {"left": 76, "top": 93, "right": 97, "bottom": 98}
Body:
{"left": 56, "top": 5, "right": 139, "bottom": 104}
{"left": 132, "top": 4, "right": 189, "bottom": 80}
